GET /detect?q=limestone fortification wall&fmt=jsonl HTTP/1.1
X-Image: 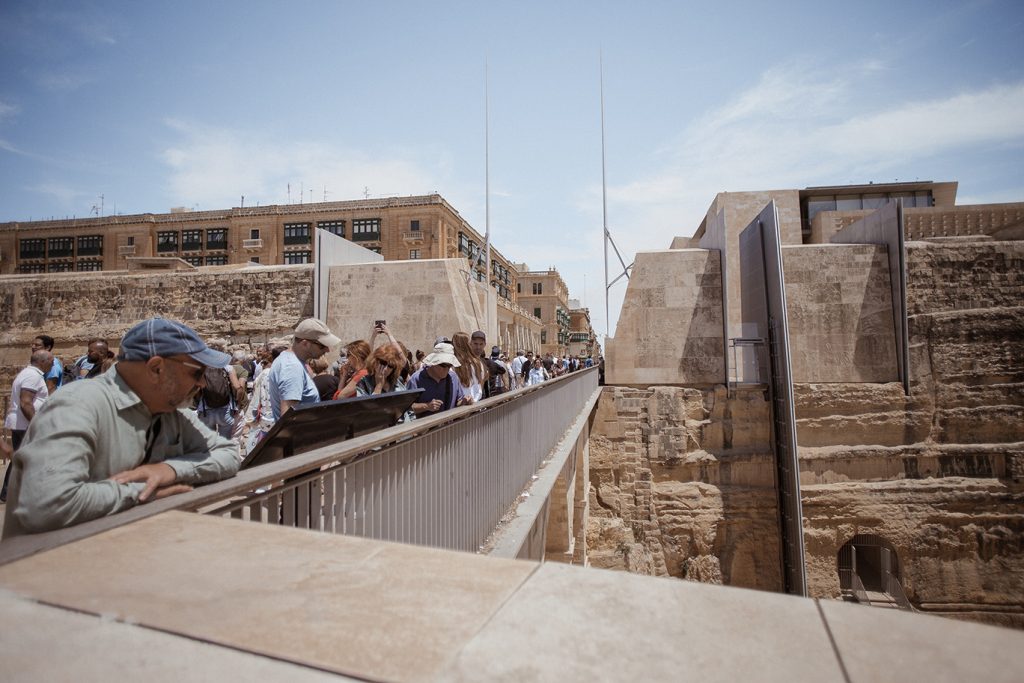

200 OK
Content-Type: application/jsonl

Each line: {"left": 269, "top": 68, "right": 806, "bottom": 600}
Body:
{"left": 325, "top": 259, "right": 495, "bottom": 355}
{"left": 608, "top": 243, "right": 900, "bottom": 385}
{"left": 0, "top": 265, "right": 314, "bottom": 404}
{"left": 606, "top": 250, "right": 724, "bottom": 386}
{"left": 783, "top": 244, "right": 898, "bottom": 383}
{"left": 590, "top": 238, "right": 1024, "bottom": 627}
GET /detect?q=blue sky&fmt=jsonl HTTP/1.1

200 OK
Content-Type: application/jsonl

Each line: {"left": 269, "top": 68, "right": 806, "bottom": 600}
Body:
{"left": 2, "top": 1, "right": 1022, "bottom": 338}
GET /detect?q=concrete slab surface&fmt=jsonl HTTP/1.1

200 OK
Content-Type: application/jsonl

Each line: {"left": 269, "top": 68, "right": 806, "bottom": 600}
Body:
{"left": 439, "top": 562, "right": 846, "bottom": 682}
{"left": 0, "top": 511, "right": 537, "bottom": 682}
{"left": 819, "top": 599, "right": 1024, "bottom": 683}
{"left": 3, "top": 510, "right": 1024, "bottom": 682}
{"left": 0, "top": 589, "right": 351, "bottom": 682}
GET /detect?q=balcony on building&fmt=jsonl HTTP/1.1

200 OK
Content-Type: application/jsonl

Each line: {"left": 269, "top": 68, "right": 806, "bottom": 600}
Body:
{"left": 242, "top": 238, "right": 264, "bottom": 249}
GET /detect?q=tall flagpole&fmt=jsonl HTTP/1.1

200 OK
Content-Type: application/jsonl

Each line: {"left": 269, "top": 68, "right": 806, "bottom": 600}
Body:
{"left": 483, "top": 58, "right": 491, "bottom": 305}
{"left": 600, "top": 52, "right": 610, "bottom": 342}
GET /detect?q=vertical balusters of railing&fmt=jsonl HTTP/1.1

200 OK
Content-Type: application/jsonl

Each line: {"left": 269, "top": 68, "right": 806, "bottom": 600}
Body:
{"left": 338, "top": 464, "right": 348, "bottom": 534}
{"left": 282, "top": 487, "right": 295, "bottom": 526}
{"left": 267, "top": 492, "right": 279, "bottom": 527}
{"left": 196, "top": 370, "right": 597, "bottom": 552}
{"left": 323, "top": 469, "right": 335, "bottom": 534}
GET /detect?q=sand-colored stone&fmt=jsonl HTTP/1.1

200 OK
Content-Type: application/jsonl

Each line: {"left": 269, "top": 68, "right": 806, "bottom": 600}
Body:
{"left": 783, "top": 244, "right": 898, "bottom": 383}
{"left": 0, "top": 511, "right": 537, "bottom": 682}
{"left": 326, "top": 258, "right": 495, "bottom": 354}
{"left": 0, "top": 589, "right": 350, "bottom": 682}
{"left": 4, "top": 508, "right": 1022, "bottom": 681}
{"left": 606, "top": 249, "right": 724, "bottom": 385}
{"left": 440, "top": 562, "right": 845, "bottom": 682}
{"left": 591, "top": 233, "right": 1024, "bottom": 628}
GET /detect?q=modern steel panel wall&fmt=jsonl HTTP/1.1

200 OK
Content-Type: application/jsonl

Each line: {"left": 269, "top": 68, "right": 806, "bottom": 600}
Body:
{"left": 738, "top": 201, "right": 807, "bottom": 597}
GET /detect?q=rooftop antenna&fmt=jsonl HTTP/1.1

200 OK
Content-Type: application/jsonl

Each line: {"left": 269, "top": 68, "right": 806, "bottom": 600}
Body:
{"left": 600, "top": 51, "right": 632, "bottom": 341}
{"left": 323, "top": 185, "right": 328, "bottom": 202}
{"left": 288, "top": 183, "right": 292, "bottom": 204}
{"left": 363, "top": 186, "right": 370, "bottom": 199}
{"left": 300, "top": 182, "right": 304, "bottom": 204}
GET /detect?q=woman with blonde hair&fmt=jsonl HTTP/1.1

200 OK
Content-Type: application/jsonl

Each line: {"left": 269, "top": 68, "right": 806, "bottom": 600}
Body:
{"left": 451, "top": 331, "right": 486, "bottom": 402}
{"left": 356, "top": 344, "right": 408, "bottom": 397}
{"left": 334, "top": 339, "right": 371, "bottom": 399}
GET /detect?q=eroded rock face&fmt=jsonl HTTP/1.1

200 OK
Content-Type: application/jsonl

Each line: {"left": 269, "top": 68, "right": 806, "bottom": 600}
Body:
{"left": 587, "top": 385, "right": 781, "bottom": 591}
{"left": 589, "top": 240, "right": 1024, "bottom": 628}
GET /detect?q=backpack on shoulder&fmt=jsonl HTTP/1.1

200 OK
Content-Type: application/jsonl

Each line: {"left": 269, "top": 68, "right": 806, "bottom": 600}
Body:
{"left": 201, "top": 367, "right": 233, "bottom": 408}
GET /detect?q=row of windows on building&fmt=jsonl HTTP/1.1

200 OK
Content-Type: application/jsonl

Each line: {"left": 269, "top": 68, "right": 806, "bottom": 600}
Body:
{"left": 157, "top": 228, "right": 228, "bottom": 252}
{"left": 311, "top": 218, "right": 384, "bottom": 242}
{"left": 19, "top": 235, "right": 103, "bottom": 260}
{"left": 803, "top": 190, "right": 934, "bottom": 227}
{"left": 458, "top": 231, "right": 514, "bottom": 299}
{"left": 19, "top": 260, "right": 104, "bottom": 273}
{"left": 537, "top": 329, "right": 570, "bottom": 345}
{"left": 17, "top": 217, "right": 392, "bottom": 262}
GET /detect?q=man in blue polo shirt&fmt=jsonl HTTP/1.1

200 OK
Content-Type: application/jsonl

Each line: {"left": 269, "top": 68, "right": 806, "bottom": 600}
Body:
{"left": 406, "top": 342, "right": 472, "bottom": 416}
{"left": 267, "top": 318, "right": 341, "bottom": 422}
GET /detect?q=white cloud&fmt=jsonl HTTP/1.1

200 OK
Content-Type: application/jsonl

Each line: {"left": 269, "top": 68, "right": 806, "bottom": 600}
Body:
{"left": 588, "top": 65, "right": 1024, "bottom": 336}
{"left": 159, "top": 120, "right": 445, "bottom": 209}
{"left": 28, "top": 182, "right": 91, "bottom": 206}
{"left": 606, "top": 69, "right": 1024, "bottom": 249}
{"left": 30, "top": 67, "right": 95, "bottom": 92}
{"left": 0, "top": 138, "right": 55, "bottom": 163}
{"left": 0, "top": 100, "right": 18, "bottom": 123}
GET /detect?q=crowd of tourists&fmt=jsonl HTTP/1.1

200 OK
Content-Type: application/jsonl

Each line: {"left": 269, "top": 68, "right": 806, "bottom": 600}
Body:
{"left": 0, "top": 316, "right": 601, "bottom": 539}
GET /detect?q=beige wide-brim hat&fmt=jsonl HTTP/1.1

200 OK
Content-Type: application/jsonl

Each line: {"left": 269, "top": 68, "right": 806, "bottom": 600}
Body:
{"left": 293, "top": 318, "right": 341, "bottom": 348}
{"left": 423, "top": 342, "right": 461, "bottom": 367}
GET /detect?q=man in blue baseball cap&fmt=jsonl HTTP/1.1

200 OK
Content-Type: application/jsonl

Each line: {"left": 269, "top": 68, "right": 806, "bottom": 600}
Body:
{"left": 3, "top": 317, "right": 240, "bottom": 538}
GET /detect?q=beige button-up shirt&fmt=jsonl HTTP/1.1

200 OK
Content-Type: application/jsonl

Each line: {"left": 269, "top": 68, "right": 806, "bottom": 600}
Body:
{"left": 3, "top": 366, "right": 239, "bottom": 538}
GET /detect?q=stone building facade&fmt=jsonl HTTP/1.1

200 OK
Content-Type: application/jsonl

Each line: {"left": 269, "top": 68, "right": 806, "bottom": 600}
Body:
{"left": 595, "top": 180, "right": 1024, "bottom": 628}
{"left": 515, "top": 266, "right": 572, "bottom": 356}
{"left": 566, "top": 301, "right": 600, "bottom": 359}
{"left": 0, "top": 193, "right": 553, "bottom": 354}
{"left": 0, "top": 193, "right": 521, "bottom": 300}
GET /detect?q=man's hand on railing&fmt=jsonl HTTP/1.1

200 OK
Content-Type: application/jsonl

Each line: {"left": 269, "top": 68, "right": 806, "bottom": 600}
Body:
{"left": 412, "top": 399, "right": 443, "bottom": 415}
{"left": 110, "top": 463, "right": 192, "bottom": 503}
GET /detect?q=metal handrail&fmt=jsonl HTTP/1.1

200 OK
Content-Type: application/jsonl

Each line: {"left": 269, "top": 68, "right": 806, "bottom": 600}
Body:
{"left": 839, "top": 568, "right": 872, "bottom": 605}
{"left": 883, "top": 571, "right": 914, "bottom": 610}
{"left": 0, "top": 368, "right": 599, "bottom": 565}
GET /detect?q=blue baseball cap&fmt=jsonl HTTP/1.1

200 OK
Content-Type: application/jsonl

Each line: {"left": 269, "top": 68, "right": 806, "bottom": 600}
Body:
{"left": 117, "top": 317, "right": 231, "bottom": 368}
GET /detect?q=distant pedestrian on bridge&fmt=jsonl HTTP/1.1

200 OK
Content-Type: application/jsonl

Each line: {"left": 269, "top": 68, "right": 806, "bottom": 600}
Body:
{"left": 407, "top": 342, "right": 472, "bottom": 416}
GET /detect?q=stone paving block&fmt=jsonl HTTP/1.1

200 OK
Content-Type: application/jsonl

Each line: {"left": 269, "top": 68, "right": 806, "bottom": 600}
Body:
{"left": 818, "top": 599, "right": 1024, "bottom": 683}
{"left": 440, "top": 562, "right": 845, "bottom": 682}
{"left": 0, "top": 511, "right": 537, "bottom": 683}
{"left": 0, "top": 589, "right": 349, "bottom": 682}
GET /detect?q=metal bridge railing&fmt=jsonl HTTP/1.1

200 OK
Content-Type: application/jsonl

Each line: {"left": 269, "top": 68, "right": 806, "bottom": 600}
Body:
{"left": 0, "top": 368, "right": 600, "bottom": 565}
